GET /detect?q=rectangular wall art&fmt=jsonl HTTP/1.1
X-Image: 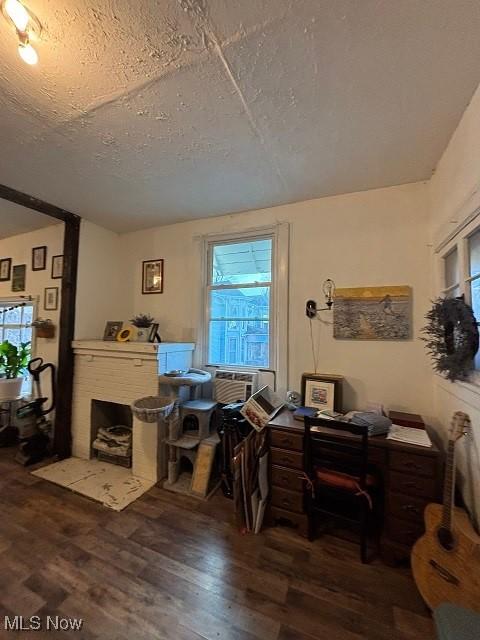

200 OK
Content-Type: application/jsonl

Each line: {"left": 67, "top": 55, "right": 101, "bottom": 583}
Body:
{"left": 333, "top": 285, "right": 412, "bottom": 340}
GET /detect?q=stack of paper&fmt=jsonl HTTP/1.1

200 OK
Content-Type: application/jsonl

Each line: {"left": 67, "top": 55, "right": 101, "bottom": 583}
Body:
{"left": 387, "top": 424, "right": 432, "bottom": 447}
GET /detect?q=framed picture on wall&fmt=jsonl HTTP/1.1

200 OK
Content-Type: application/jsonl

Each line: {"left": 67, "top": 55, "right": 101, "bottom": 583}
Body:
{"left": 51, "top": 254, "right": 64, "bottom": 279}
{"left": 32, "top": 246, "right": 47, "bottom": 271}
{"left": 142, "top": 259, "right": 164, "bottom": 294}
{"left": 44, "top": 287, "right": 59, "bottom": 311}
{"left": 12, "top": 264, "right": 26, "bottom": 292}
{"left": 0, "top": 258, "right": 11, "bottom": 282}
{"left": 301, "top": 373, "right": 344, "bottom": 412}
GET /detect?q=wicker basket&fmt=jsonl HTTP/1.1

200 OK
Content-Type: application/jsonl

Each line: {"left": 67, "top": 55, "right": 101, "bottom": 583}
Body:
{"left": 131, "top": 396, "right": 176, "bottom": 423}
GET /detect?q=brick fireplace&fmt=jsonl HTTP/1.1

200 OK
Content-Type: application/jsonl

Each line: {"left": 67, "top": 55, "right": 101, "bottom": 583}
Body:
{"left": 71, "top": 340, "right": 194, "bottom": 482}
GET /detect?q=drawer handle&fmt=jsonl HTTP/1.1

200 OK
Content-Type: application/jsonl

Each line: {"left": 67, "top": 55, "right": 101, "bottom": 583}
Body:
{"left": 281, "top": 498, "right": 291, "bottom": 507}
{"left": 403, "top": 481, "right": 419, "bottom": 489}
{"left": 280, "top": 437, "right": 293, "bottom": 447}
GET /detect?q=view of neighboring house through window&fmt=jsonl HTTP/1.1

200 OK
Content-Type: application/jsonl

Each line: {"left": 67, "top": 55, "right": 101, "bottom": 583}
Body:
{"left": 207, "top": 237, "right": 272, "bottom": 368}
{"left": 0, "top": 299, "right": 34, "bottom": 393}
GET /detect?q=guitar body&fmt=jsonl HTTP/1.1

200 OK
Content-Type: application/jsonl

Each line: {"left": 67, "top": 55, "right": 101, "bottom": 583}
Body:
{"left": 412, "top": 503, "right": 480, "bottom": 612}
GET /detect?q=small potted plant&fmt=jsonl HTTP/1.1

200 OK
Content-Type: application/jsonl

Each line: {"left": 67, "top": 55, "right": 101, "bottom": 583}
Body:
{"left": 130, "top": 314, "right": 155, "bottom": 342}
{"left": 32, "top": 318, "right": 55, "bottom": 339}
{"left": 0, "top": 341, "right": 31, "bottom": 401}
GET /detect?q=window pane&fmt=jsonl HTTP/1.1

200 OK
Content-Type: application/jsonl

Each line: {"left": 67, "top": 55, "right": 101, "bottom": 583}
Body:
{"left": 4, "top": 306, "right": 22, "bottom": 325}
{"left": 208, "top": 320, "right": 269, "bottom": 367}
{"left": 444, "top": 249, "right": 459, "bottom": 290}
{"left": 470, "top": 278, "right": 480, "bottom": 369}
{"left": 210, "top": 287, "right": 270, "bottom": 320}
{"left": 469, "top": 229, "right": 480, "bottom": 277}
{"left": 211, "top": 238, "right": 272, "bottom": 285}
{"left": 23, "top": 305, "right": 33, "bottom": 325}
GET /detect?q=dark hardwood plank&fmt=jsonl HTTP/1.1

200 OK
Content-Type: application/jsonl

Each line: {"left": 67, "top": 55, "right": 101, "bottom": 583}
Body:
{"left": 0, "top": 448, "right": 434, "bottom": 640}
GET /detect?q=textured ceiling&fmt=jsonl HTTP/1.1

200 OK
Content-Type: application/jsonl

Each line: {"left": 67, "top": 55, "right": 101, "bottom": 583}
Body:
{"left": 1, "top": 0, "right": 480, "bottom": 234}
{"left": 0, "top": 201, "right": 55, "bottom": 239}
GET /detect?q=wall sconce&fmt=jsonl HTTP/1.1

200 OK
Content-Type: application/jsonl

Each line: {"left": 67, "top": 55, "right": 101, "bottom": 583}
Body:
{"left": 1, "top": 0, "right": 42, "bottom": 65}
{"left": 305, "top": 278, "right": 336, "bottom": 318}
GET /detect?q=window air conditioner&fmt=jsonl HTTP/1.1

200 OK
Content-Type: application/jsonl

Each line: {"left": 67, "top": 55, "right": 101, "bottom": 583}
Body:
{"left": 213, "top": 370, "right": 258, "bottom": 405}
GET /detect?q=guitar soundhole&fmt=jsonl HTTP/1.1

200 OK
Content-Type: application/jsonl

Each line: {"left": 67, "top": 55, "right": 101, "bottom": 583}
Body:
{"left": 437, "top": 526, "right": 455, "bottom": 551}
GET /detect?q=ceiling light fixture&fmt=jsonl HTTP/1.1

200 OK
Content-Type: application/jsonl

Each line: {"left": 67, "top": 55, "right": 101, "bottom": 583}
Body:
{"left": 18, "top": 40, "right": 37, "bottom": 64}
{"left": 1, "top": 0, "right": 42, "bottom": 65}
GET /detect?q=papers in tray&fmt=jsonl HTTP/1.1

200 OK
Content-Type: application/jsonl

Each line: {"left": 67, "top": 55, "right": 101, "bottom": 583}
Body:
{"left": 387, "top": 424, "right": 432, "bottom": 448}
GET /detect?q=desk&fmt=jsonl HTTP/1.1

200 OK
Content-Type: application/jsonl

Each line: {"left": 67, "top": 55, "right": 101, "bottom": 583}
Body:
{"left": 267, "top": 408, "right": 442, "bottom": 563}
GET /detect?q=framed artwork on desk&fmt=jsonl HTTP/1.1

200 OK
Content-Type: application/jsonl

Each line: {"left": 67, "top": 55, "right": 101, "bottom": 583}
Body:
{"left": 301, "top": 373, "right": 343, "bottom": 412}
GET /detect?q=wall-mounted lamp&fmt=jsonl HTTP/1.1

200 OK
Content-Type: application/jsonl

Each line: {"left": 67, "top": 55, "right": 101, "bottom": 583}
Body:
{"left": 1, "top": 0, "right": 41, "bottom": 65}
{"left": 305, "top": 278, "right": 336, "bottom": 318}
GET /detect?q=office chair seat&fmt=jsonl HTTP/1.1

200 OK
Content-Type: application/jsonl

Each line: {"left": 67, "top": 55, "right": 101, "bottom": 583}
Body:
{"left": 314, "top": 466, "right": 377, "bottom": 491}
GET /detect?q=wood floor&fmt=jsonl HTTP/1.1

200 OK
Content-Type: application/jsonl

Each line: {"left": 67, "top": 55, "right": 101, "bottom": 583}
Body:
{"left": 0, "top": 448, "right": 435, "bottom": 640}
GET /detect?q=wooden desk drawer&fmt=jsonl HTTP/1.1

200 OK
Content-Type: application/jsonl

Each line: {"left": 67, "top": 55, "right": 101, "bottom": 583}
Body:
{"left": 368, "top": 446, "right": 387, "bottom": 467}
{"left": 390, "top": 451, "right": 436, "bottom": 478}
{"left": 387, "top": 492, "right": 428, "bottom": 523}
{"left": 272, "top": 465, "right": 304, "bottom": 492}
{"left": 271, "top": 448, "right": 303, "bottom": 470}
{"left": 389, "top": 470, "right": 436, "bottom": 499}
{"left": 386, "top": 516, "right": 424, "bottom": 547}
{"left": 271, "top": 429, "right": 303, "bottom": 452}
{"left": 271, "top": 487, "right": 304, "bottom": 514}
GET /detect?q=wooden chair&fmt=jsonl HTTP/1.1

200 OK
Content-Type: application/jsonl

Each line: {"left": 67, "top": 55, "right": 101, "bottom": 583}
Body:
{"left": 303, "top": 416, "right": 380, "bottom": 563}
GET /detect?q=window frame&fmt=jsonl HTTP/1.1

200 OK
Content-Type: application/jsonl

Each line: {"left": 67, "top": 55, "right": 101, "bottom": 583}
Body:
{"left": 198, "top": 224, "right": 289, "bottom": 395}
{"left": 436, "top": 214, "right": 480, "bottom": 380}
{"left": 0, "top": 296, "right": 37, "bottom": 395}
{"left": 206, "top": 233, "right": 274, "bottom": 369}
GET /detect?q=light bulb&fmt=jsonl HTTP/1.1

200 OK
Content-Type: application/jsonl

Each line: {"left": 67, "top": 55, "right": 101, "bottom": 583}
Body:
{"left": 5, "top": 0, "right": 29, "bottom": 32}
{"left": 18, "top": 42, "right": 38, "bottom": 65}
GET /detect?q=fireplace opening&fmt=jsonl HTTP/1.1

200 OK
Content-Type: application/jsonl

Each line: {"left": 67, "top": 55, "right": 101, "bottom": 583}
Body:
{"left": 91, "top": 400, "right": 133, "bottom": 468}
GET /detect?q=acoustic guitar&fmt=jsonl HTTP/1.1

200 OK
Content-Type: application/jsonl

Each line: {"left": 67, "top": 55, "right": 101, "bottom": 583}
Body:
{"left": 411, "top": 411, "right": 480, "bottom": 612}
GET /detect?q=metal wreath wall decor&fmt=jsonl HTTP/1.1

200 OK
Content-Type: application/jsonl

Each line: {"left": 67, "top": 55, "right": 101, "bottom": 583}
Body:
{"left": 422, "top": 296, "right": 479, "bottom": 382}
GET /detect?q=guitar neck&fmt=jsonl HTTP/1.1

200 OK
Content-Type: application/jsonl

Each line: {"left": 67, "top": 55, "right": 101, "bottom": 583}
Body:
{"left": 441, "top": 440, "right": 456, "bottom": 531}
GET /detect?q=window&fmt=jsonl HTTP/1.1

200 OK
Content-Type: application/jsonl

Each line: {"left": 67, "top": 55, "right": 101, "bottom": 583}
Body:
{"left": 443, "top": 248, "right": 460, "bottom": 298}
{"left": 438, "top": 217, "right": 480, "bottom": 374}
{"left": 0, "top": 299, "right": 34, "bottom": 394}
{"left": 468, "top": 230, "right": 480, "bottom": 370}
{"left": 206, "top": 237, "right": 273, "bottom": 368}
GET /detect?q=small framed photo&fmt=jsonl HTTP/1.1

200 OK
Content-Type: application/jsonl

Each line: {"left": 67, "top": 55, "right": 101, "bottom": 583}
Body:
{"left": 148, "top": 323, "right": 161, "bottom": 343}
{"left": 32, "top": 246, "right": 47, "bottom": 271}
{"left": 44, "top": 287, "right": 59, "bottom": 311}
{"left": 0, "top": 258, "right": 11, "bottom": 282}
{"left": 12, "top": 264, "right": 26, "bottom": 292}
{"left": 51, "top": 255, "right": 64, "bottom": 279}
{"left": 301, "top": 373, "right": 343, "bottom": 412}
{"left": 103, "top": 321, "right": 123, "bottom": 341}
{"left": 142, "top": 259, "right": 164, "bottom": 294}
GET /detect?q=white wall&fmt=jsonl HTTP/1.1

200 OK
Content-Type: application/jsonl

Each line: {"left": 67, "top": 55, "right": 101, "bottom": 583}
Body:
{"left": 0, "top": 223, "right": 64, "bottom": 373}
{"left": 75, "top": 220, "right": 129, "bottom": 340}
{"left": 428, "top": 83, "right": 480, "bottom": 526}
{"left": 120, "top": 182, "right": 433, "bottom": 416}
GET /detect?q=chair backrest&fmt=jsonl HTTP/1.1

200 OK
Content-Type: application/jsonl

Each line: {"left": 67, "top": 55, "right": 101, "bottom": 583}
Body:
{"left": 304, "top": 417, "right": 370, "bottom": 489}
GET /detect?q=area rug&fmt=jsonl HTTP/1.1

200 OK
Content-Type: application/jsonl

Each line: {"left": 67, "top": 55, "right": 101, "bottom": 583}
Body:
{"left": 32, "top": 457, "right": 154, "bottom": 511}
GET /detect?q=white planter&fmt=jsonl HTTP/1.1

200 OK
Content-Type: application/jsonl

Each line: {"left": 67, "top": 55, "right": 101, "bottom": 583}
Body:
{"left": 0, "top": 377, "right": 23, "bottom": 401}
{"left": 134, "top": 328, "right": 150, "bottom": 342}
